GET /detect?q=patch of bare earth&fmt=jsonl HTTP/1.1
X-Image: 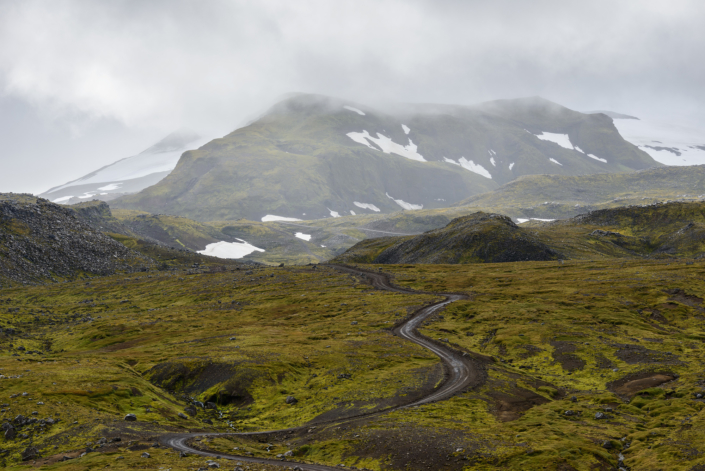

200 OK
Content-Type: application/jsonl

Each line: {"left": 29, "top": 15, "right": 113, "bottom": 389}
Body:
{"left": 608, "top": 371, "right": 676, "bottom": 398}
{"left": 550, "top": 341, "right": 586, "bottom": 371}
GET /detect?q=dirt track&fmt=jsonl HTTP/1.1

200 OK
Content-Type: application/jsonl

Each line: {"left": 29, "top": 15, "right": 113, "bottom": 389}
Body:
{"left": 160, "top": 264, "right": 486, "bottom": 470}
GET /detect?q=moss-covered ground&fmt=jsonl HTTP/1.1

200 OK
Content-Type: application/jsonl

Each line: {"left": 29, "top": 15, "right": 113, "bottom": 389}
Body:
{"left": 2, "top": 258, "right": 705, "bottom": 469}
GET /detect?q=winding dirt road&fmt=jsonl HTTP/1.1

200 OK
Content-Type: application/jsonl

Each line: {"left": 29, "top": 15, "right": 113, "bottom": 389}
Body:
{"left": 160, "top": 264, "right": 484, "bottom": 470}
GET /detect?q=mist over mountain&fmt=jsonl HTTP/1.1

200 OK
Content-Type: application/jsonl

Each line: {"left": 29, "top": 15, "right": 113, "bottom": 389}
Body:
{"left": 38, "top": 130, "right": 210, "bottom": 205}
{"left": 109, "top": 93, "right": 656, "bottom": 222}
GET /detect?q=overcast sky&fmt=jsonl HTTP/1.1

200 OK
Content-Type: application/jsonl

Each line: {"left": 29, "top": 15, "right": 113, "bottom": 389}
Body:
{"left": 1, "top": 0, "right": 704, "bottom": 194}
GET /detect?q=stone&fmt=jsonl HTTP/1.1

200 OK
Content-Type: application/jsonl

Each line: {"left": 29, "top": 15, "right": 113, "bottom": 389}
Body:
{"left": 564, "top": 410, "right": 575, "bottom": 416}
{"left": 124, "top": 413, "right": 137, "bottom": 421}
{"left": 595, "top": 412, "right": 606, "bottom": 420}
{"left": 205, "top": 401, "right": 217, "bottom": 410}
{"left": 284, "top": 450, "right": 293, "bottom": 457}
{"left": 178, "top": 412, "right": 188, "bottom": 419}
{"left": 570, "top": 396, "right": 577, "bottom": 402}
{"left": 602, "top": 440, "right": 613, "bottom": 449}
{"left": 4, "top": 426, "right": 16, "bottom": 440}
{"left": 285, "top": 396, "right": 298, "bottom": 405}
{"left": 21, "top": 446, "right": 38, "bottom": 461}
{"left": 202, "top": 418, "right": 213, "bottom": 425}
{"left": 141, "top": 452, "right": 150, "bottom": 458}
{"left": 351, "top": 321, "right": 358, "bottom": 325}
{"left": 180, "top": 451, "right": 188, "bottom": 458}
{"left": 184, "top": 406, "right": 197, "bottom": 416}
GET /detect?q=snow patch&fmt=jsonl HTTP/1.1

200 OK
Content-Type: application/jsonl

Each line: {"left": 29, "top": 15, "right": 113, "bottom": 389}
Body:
{"left": 350, "top": 210, "right": 356, "bottom": 215}
{"left": 354, "top": 201, "right": 381, "bottom": 212}
{"left": 343, "top": 105, "right": 365, "bottom": 116}
{"left": 536, "top": 132, "right": 574, "bottom": 150}
{"left": 444, "top": 157, "right": 492, "bottom": 179}
{"left": 53, "top": 196, "right": 73, "bottom": 203}
{"left": 97, "top": 183, "right": 123, "bottom": 191}
{"left": 328, "top": 208, "right": 340, "bottom": 218}
{"left": 509, "top": 162, "right": 515, "bottom": 170}
{"left": 458, "top": 157, "right": 492, "bottom": 179}
{"left": 346, "top": 130, "right": 425, "bottom": 162}
{"left": 198, "top": 240, "right": 265, "bottom": 259}
{"left": 386, "top": 192, "right": 423, "bottom": 210}
{"left": 490, "top": 157, "right": 496, "bottom": 167}
{"left": 549, "top": 158, "right": 563, "bottom": 166}
{"left": 586, "top": 154, "right": 607, "bottom": 163}
{"left": 295, "top": 232, "right": 312, "bottom": 241}
{"left": 517, "top": 218, "right": 556, "bottom": 224}
{"left": 401, "top": 124, "right": 410, "bottom": 134}
{"left": 262, "top": 215, "right": 302, "bottom": 222}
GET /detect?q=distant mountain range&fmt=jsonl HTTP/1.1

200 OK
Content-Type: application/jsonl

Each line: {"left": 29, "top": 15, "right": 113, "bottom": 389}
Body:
{"left": 109, "top": 93, "right": 657, "bottom": 222}
{"left": 38, "top": 129, "right": 210, "bottom": 204}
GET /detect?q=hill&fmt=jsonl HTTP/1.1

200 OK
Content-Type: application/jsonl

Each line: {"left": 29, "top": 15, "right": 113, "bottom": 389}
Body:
{"left": 334, "top": 212, "right": 561, "bottom": 264}
{"left": 458, "top": 164, "right": 705, "bottom": 220}
{"left": 335, "top": 201, "right": 705, "bottom": 264}
{"left": 0, "top": 194, "right": 152, "bottom": 286}
{"left": 111, "top": 94, "right": 657, "bottom": 222}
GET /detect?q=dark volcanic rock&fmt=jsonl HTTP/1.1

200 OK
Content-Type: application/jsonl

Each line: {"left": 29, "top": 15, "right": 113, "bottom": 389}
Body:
{"left": 0, "top": 194, "right": 152, "bottom": 285}
{"left": 124, "top": 413, "right": 137, "bottom": 421}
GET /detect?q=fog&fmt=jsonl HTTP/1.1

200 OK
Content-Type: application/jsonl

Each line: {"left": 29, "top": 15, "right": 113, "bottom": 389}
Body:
{"left": 1, "top": 0, "right": 704, "bottom": 193}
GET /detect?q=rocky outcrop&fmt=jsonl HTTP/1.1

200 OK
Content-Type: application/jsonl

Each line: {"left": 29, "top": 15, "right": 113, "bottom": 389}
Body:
{"left": 0, "top": 194, "right": 152, "bottom": 285}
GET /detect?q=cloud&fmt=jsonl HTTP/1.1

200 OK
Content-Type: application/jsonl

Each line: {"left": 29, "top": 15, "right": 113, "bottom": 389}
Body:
{"left": 1, "top": 0, "right": 704, "bottom": 194}
{"left": 1, "top": 0, "right": 704, "bottom": 134}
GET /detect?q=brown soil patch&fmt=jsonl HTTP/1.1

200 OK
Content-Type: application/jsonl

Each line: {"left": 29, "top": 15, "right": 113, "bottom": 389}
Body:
{"left": 608, "top": 371, "right": 676, "bottom": 398}
{"left": 644, "top": 308, "right": 669, "bottom": 324}
{"left": 550, "top": 341, "right": 585, "bottom": 371}
{"left": 518, "top": 344, "right": 543, "bottom": 359}
{"left": 613, "top": 343, "right": 681, "bottom": 365}
{"left": 488, "top": 387, "right": 550, "bottom": 422}
{"left": 594, "top": 353, "right": 615, "bottom": 369}
{"left": 665, "top": 288, "right": 704, "bottom": 309}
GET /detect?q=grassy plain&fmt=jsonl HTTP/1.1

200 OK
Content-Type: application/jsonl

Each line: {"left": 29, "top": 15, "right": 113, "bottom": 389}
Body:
{"left": 1, "top": 257, "right": 704, "bottom": 470}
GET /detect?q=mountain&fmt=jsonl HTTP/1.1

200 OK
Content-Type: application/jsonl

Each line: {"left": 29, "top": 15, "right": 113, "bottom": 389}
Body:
{"left": 335, "top": 200, "right": 705, "bottom": 264}
{"left": 38, "top": 129, "right": 210, "bottom": 204}
{"left": 110, "top": 93, "right": 657, "bottom": 222}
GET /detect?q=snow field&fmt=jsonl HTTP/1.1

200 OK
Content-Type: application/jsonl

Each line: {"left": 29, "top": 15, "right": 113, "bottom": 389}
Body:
{"left": 295, "top": 232, "right": 312, "bottom": 241}
{"left": 549, "top": 158, "right": 563, "bottom": 166}
{"left": 262, "top": 215, "right": 302, "bottom": 222}
{"left": 614, "top": 118, "right": 705, "bottom": 166}
{"left": 401, "top": 124, "right": 410, "bottom": 134}
{"left": 198, "top": 240, "right": 265, "bottom": 259}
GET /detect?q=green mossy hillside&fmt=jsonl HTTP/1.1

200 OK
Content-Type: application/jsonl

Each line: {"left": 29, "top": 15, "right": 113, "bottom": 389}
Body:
{"left": 336, "top": 201, "right": 705, "bottom": 264}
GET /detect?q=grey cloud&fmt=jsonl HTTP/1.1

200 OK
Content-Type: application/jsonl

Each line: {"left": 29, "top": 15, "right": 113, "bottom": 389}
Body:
{"left": 0, "top": 0, "right": 704, "bottom": 193}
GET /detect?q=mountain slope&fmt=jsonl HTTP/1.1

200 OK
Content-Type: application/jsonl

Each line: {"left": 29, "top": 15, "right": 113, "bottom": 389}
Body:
{"left": 458, "top": 164, "right": 705, "bottom": 220}
{"left": 111, "top": 94, "right": 657, "bottom": 222}
{"left": 38, "top": 130, "right": 210, "bottom": 204}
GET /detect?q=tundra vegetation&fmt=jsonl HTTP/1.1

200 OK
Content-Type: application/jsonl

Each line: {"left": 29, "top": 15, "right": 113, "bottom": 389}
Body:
{"left": 1, "top": 196, "right": 705, "bottom": 470}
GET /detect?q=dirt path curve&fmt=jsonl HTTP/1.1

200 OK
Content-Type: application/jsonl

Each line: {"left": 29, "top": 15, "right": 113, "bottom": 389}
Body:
{"left": 160, "top": 264, "right": 485, "bottom": 470}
